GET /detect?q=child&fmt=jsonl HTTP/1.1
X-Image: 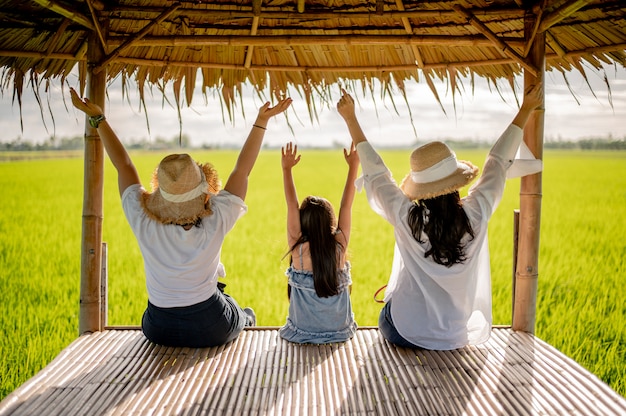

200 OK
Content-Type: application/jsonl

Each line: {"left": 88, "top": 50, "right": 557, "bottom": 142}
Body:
{"left": 278, "top": 141, "right": 359, "bottom": 344}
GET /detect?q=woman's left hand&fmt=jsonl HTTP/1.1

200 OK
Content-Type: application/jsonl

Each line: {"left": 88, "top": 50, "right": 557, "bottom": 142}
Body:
{"left": 69, "top": 88, "right": 103, "bottom": 117}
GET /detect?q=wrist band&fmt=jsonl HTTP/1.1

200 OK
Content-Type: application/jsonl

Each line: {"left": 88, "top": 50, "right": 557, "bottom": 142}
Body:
{"left": 89, "top": 114, "right": 106, "bottom": 128}
{"left": 252, "top": 124, "right": 266, "bottom": 130}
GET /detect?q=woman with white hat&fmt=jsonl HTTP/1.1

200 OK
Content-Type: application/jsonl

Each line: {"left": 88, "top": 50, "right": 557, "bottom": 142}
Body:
{"left": 70, "top": 88, "right": 292, "bottom": 347}
{"left": 337, "top": 85, "right": 543, "bottom": 350}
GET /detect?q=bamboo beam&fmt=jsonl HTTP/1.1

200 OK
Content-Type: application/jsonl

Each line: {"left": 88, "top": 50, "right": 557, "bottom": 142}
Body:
{"left": 85, "top": 0, "right": 107, "bottom": 54}
{"left": 452, "top": 5, "right": 539, "bottom": 76}
{"left": 244, "top": 0, "right": 263, "bottom": 69}
{"left": 32, "top": 0, "right": 95, "bottom": 30}
{"left": 80, "top": 33, "right": 106, "bottom": 335}
{"left": 112, "top": 56, "right": 521, "bottom": 71}
{"left": 108, "top": 34, "right": 521, "bottom": 47}
{"left": 107, "top": 7, "right": 524, "bottom": 20}
{"left": 512, "top": 10, "right": 545, "bottom": 334}
{"left": 523, "top": 5, "right": 544, "bottom": 57}
{"left": 395, "top": 0, "right": 425, "bottom": 68}
{"left": 539, "top": 0, "right": 594, "bottom": 32}
{"left": 93, "top": 2, "right": 181, "bottom": 74}
{"left": 2, "top": 43, "right": 623, "bottom": 67}
{"left": 44, "top": 18, "right": 70, "bottom": 56}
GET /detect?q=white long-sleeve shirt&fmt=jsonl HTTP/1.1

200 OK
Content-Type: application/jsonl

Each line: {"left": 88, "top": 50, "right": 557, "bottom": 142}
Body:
{"left": 358, "top": 124, "right": 524, "bottom": 350}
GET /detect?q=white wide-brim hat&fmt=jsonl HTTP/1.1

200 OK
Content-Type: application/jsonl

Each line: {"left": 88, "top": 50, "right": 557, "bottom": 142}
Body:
{"left": 399, "top": 141, "right": 479, "bottom": 201}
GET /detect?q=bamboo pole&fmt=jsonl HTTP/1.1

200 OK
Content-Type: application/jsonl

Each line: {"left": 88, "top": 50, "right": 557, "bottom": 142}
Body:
{"left": 109, "top": 34, "right": 520, "bottom": 47}
{"left": 79, "top": 33, "right": 106, "bottom": 335}
{"left": 512, "top": 9, "right": 545, "bottom": 333}
{"left": 539, "top": 0, "right": 595, "bottom": 32}
{"left": 32, "top": 0, "right": 95, "bottom": 29}
{"left": 3, "top": 42, "right": 624, "bottom": 63}
{"left": 100, "top": 242, "right": 108, "bottom": 329}
{"left": 94, "top": 2, "right": 181, "bottom": 74}
{"left": 107, "top": 7, "right": 523, "bottom": 20}
{"left": 452, "top": 5, "right": 539, "bottom": 76}
{"left": 512, "top": 210, "right": 520, "bottom": 322}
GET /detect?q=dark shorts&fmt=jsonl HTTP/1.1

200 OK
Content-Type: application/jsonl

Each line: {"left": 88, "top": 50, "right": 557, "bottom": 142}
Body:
{"left": 378, "top": 301, "right": 422, "bottom": 349}
{"left": 142, "top": 289, "right": 251, "bottom": 348}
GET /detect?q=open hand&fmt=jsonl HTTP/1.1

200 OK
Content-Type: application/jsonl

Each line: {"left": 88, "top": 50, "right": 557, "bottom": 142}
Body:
{"left": 257, "top": 97, "right": 293, "bottom": 122}
{"left": 69, "top": 88, "right": 103, "bottom": 117}
{"left": 281, "top": 142, "right": 301, "bottom": 170}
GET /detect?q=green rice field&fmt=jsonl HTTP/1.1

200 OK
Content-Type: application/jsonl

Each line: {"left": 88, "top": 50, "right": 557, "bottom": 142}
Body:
{"left": 0, "top": 148, "right": 625, "bottom": 400}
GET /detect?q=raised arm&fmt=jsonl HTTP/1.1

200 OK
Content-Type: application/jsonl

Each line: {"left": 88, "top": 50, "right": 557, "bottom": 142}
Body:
{"left": 511, "top": 83, "right": 544, "bottom": 129}
{"left": 337, "top": 89, "right": 369, "bottom": 146}
{"left": 336, "top": 142, "right": 359, "bottom": 250}
{"left": 70, "top": 88, "right": 140, "bottom": 197}
{"left": 281, "top": 142, "right": 302, "bottom": 248}
{"left": 224, "top": 98, "right": 292, "bottom": 200}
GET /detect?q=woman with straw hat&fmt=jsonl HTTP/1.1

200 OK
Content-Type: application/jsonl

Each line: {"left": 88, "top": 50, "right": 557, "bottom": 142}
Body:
{"left": 337, "top": 85, "right": 543, "bottom": 350}
{"left": 70, "top": 88, "right": 292, "bottom": 347}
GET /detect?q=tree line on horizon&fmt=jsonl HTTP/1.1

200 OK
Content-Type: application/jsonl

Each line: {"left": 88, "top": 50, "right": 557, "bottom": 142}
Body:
{"left": 2, "top": 134, "right": 626, "bottom": 152}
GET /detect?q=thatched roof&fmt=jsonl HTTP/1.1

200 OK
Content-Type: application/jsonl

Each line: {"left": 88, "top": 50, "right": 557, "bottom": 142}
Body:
{"left": 1, "top": 0, "right": 625, "bottom": 116}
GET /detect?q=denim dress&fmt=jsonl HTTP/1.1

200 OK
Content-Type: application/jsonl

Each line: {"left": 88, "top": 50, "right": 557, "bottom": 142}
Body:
{"left": 279, "top": 246, "right": 357, "bottom": 344}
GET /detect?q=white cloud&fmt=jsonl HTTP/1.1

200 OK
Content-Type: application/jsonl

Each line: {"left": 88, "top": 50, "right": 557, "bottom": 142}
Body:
{"left": 1, "top": 64, "right": 624, "bottom": 147}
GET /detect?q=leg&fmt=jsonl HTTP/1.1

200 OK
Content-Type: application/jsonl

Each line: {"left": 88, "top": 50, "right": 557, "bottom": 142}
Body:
{"left": 378, "top": 302, "right": 422, "bottom": 349}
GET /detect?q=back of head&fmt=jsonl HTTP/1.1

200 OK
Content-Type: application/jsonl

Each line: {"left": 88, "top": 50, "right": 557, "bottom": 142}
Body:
{"left": 141, "top": 153, "right": 220, "bottom": 225}
{"left": 408, "top": 191, "right": 475, "bottom": 267}
{"left": 299, "top": 196, "right": 340, "bottom": 297}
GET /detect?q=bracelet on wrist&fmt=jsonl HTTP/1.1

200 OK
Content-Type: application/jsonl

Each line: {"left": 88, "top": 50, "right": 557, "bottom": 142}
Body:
{"left": 252, "top": 124, "right": 266, "bottom": 130}
{"left": 88, "top": 114, "right": 106, "bottom": 128}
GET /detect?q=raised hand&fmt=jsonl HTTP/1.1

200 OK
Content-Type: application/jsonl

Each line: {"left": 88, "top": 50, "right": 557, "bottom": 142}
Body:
{"left": 343, "top": 142, "right": 359, "bottom": 169}
{"left": 336, "top": 89, "right": 356, "bottom": 121}
{"left": 69, "top": 88, "right": 103, "bottom": 117}
{"left": 257, "top": 98, "right": 293, "bottom": 122}
{"left": 521, "top": 83, "right": 544, "bottom": 112}
{"left": 281, "top": 141, "right": 301, "bottom": 171}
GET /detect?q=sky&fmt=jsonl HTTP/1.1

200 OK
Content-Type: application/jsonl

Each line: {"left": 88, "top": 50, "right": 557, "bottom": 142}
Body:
{"left": 0, "top": 63, "right": 624, "bottom": 149}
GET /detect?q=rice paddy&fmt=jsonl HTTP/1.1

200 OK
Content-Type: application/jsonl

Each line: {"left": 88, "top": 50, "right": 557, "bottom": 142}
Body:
{"left": 0, "top": 148, "right": 624, "bottom": 399}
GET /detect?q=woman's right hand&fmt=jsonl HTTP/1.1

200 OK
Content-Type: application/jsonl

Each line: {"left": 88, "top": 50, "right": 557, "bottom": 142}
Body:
{"left": 69, "top": 88, "right": 103, "bottom": 117}
{"left": 337, "top": 89, "right": 356, "bottom": 121}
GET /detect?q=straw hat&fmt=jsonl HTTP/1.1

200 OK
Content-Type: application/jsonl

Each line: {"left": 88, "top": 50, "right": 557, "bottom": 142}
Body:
{"left": 141, "top": 154, "right": 220, "bottom": 225}
{"left": 399, "top": 142, "right": 479, "bottom": 201}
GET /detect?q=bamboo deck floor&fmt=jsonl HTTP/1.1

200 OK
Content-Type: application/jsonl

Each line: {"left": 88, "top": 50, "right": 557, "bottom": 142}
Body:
{"left": 1, "top": 327, "right": 625, "bottom": 416}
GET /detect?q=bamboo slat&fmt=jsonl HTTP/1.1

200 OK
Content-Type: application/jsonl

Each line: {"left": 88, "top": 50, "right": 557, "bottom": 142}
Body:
{"left": 1, "top": 328, "right": 625, "bottom": 416}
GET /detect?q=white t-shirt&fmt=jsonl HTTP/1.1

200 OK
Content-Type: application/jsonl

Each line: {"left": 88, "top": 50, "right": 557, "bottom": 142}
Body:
{"left": 122, "top": 185, "right": 247, "bottom": 308}
{"left": 358, "top": 124, "right": 524, "bottom": 350}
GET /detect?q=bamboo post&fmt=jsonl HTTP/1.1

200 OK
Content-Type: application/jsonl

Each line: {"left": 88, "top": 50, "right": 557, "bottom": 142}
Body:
{"left": 512, "top": 9, "right": 545, "bottom": 333}
{"left": 79, "top": 33, "right": 106, "bottom": 335}
{"left": 512, "top": 209, "right": 520, "bottom": 321}
{"left": 100, "top": 242, "right": 108, "bottom": 329}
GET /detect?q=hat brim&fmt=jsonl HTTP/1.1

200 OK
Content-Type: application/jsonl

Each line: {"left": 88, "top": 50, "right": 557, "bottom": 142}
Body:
{"left": 141, "top": 162, "right": 220, "bottom": 225}
{"left": 400, "top": 160, "right": 479, "bottom": 201}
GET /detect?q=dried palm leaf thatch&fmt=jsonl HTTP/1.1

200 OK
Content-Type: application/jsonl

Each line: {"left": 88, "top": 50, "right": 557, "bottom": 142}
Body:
{"left": 0, "top": 0, "right": 624, "bottom": 126}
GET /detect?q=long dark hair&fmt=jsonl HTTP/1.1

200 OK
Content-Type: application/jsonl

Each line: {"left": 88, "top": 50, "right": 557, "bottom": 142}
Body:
{"left": 407, "top": 191, "right": 474, "bottom": 267}
{"left": 289, "top": 196, "right": 342, "bottom": 297}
